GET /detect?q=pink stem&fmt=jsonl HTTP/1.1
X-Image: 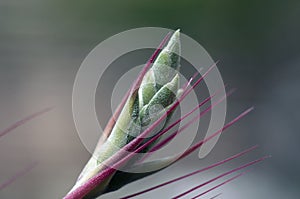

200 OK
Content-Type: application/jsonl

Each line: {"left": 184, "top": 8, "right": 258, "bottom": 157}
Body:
{"left": 192, "top": 174, "right": 244, "bottom": 199}
{"left": 173, "top": 156, "right": 269, "bottom": 198}
{"left": 0, "top": 161, "right": 38, "bottom": 190}
{"left": 177, "top": 107, "right": 253, "bottom": 161}
{"left": 0, "top": 107, "right": 53, "bottom": 138}
{"left": 120, "top": 146, "right": 257, "bottom": 199}
{"left": 209, "top": 193, "right": 222, "bottom": 199}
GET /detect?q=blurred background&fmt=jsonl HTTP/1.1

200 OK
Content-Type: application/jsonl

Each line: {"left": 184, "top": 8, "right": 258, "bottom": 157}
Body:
{"left": 0, "top": 0, "right": 299, "bottom": 198}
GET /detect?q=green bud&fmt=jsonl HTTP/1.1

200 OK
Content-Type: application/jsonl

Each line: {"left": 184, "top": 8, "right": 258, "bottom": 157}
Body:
{"left": 72, "top": 30, "right": 182, "bottom": 198}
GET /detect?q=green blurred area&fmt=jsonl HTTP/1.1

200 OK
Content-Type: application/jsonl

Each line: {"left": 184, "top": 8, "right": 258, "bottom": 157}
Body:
{"left": 2, "top": 0, "right": 299, "bottom": 52}
{"left": 1, "top": 0, "right": 299, "bottom": 87}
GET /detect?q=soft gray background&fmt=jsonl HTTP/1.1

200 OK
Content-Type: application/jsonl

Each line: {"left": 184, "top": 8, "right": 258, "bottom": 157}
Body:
{"left": 0, "top": 0, "right": 299, "bottom": 198}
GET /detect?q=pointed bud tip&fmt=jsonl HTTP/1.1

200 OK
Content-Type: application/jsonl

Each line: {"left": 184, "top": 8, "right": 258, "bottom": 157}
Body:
{"left": 165, "top": 74, "right": 179, "bottom": 92}
{"left": 164, "top": 29, "right": 181, "bottom": 56}
{"left": 172, "top": 29, "right": 180, "bottom": 41}
{"left": 170, "top": 73, "right": 179, "bottom": 83}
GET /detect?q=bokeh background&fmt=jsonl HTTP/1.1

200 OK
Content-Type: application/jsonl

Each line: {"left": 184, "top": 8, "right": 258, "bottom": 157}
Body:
{"left": 0, "top": 0, "right": 299, "bottom": 198}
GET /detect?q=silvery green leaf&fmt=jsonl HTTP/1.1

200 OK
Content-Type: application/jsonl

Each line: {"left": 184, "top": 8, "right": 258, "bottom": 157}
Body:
{"left": 67, "top": 30, "right": 182, "bottom": 199}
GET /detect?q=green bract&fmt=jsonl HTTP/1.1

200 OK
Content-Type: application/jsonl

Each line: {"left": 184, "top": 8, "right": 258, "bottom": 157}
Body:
{"left": 69, "top": 30, "right": 182, "bottom": 198}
